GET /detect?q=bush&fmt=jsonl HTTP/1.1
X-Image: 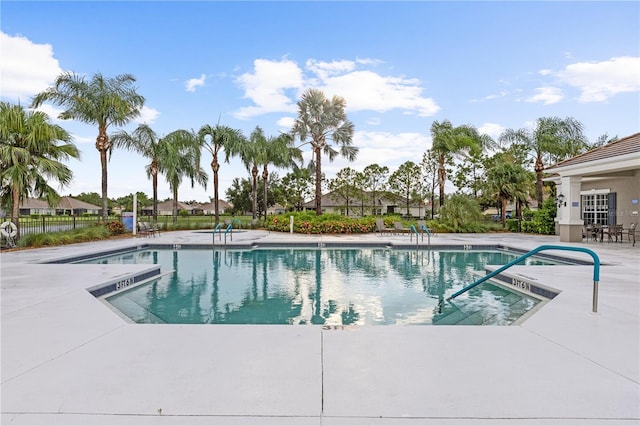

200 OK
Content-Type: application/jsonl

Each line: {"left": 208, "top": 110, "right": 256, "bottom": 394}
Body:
{"left": 18, "top": 225, "right": 111, "bottom": 248}
{"left": 95, "top": 220, "right": 125, "bottom": 235}
{"left": 520, "top": 198, "right": 557, "bottom": 235}
{"left": 438, "top": 194, "right": 486, "bottom": 233}
{"left": 266, "top": 212, "right": 378, "bottom": 234}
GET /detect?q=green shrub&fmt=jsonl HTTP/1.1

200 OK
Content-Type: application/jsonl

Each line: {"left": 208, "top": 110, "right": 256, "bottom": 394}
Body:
{"left": 266, "top": 212, "right": 378, "bottom": 234}
{"left": 506, "top": 218, "right": 520, "bottom": 232}
{"left": 520, "top": 198, "right": 557, "bottom": 235}
{"left": 18, "top": 225, "right": 111, "bottom": 248}
{"left": 438, "top": 194, "right": 486, "bottom": 233}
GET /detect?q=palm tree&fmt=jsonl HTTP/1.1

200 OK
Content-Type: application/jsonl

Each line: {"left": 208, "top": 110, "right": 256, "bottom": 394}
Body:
{"left": 0, "top": 102, "right": 80, "bottom": 238}
{"left": 258, "top": 132, "right": 302, "bottom": 221}
{"left": 291, "top": 88, "right": 357, "bottom": 215}
{"left": 30, "top": 72, "right": 145, "bottom": 220}
{"left": 111, "top": 124, "right": 197, "bottom": 222}
{"left": 197, "top": 124, "right": 246, "bottom": 224}
{"left": 430, "top": 120, "right": 494, "bottom": 207}
{"left": 498, "top": 116, "right": 587, "bottom": 206}
{"left": 159, "top": 130, "right": 208, "bottom": 222}
{"left": 485, "top": 153, "right": 531, "bottom": 228}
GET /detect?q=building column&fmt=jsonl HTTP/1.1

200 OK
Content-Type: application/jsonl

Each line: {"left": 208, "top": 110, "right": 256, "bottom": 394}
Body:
{"left": 558, "top": 175, "right": 583, "bottom": 242}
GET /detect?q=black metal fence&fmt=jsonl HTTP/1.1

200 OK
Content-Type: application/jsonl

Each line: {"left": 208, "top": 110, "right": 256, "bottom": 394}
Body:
{"left": 3, "top": 215, "right": 121, "bottom": 237}
{"left": 2, "top": 214, "right": 248, "bottom": 238}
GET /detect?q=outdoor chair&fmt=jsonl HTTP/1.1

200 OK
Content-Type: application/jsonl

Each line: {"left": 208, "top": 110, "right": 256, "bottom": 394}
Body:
{"left": 393, "top": 221, "right": 410, "bottom": 235}
{"left": 139, "top": 221, "right": 160, "bottom": 237}
{"left": 622, "top": 223, "right": 637, "bottom": 243}
{"left": 375, "top": 218, "right": 393, "bottom": 236}
{"left": 603, "top": 224, "right": 623, "bottom": 242}
{"left": 137, "top": 222, "right": 150, "bottom": 237}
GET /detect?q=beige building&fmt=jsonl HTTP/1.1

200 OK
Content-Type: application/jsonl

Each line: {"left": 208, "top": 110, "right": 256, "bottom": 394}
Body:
{"left": 303, "top": 191, "right": 429, "bottom": 218}
{"left": 545, "top": 132, "right": 640, "bottom": 242}
{"left": 16, "top": 197, "right": 101, "bottom": 216}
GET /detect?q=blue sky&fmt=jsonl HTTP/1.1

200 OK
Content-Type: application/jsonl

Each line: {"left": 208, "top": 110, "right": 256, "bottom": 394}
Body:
{"left": 2, "top": 1, "right": 639, "bottom": 203}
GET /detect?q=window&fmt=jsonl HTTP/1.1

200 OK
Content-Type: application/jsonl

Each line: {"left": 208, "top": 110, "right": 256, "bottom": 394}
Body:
{"left": 581, "top": 192, "right": 616, "bottom": 225}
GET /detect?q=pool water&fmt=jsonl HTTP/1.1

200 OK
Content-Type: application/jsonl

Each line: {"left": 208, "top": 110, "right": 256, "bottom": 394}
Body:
{"left": 85, "top": 248, "right": 553, "bottom": 326}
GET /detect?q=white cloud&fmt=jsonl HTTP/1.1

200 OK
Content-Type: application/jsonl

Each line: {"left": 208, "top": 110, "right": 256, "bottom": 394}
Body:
{"left": 0, "top": 32, "right": 64, "bottom": 101}
{"left": 318, "top": 70, "right": 440, "bottom": 117}
{"left": 478, "top": 123, "right": 505, "bottom": 140}
{"left": 185, "top": 74, "right": 206, "bottom": 92}
{"left": 233, "top": 57, "right": 440, "bottom": 119}
{"left": 557, "top": 56, "right": 640, "bottom": 102}
{"left": 526, "top": 87, "right": 564, "bottom": 105}
{"left": 135, "top": 105, "right": 160, "bottom": 124}
{"left": 276, "top": 116, "right": 295, "bottom": 131}
{"left": 305, "top": 59, "right": 356, "bottom": 80}
{"left": 30, "top": 103, "right": 65, "bottom": 121}
{"left": 233, "top": 59, "right": 303, "bottom": 119}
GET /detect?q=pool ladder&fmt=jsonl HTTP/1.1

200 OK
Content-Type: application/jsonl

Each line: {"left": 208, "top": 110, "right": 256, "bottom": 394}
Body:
{"left": 446, "top": 245, "right": 601, "bottom": 313}
{"left": 409, "top": 224, "right": 431, "bottom": 247}
{"left": 212, "top": 223, "right": 233, "bottom": 246}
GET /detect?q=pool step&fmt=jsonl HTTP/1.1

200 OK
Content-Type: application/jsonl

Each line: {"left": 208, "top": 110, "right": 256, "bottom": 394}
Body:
{"left": 434, "top": 290, "right": 534, "bottom": 326}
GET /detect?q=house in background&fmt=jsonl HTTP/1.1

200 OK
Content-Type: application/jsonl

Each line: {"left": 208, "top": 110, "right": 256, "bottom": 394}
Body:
{"left": 545, "top": 132, "right": 640, "bottom": 242}
{"left": 199, "top": 200, "right": 232, "bottom": 215}
{"left": 141, "top": 200, "right": 196, "bottom": 216}
{"left": 17, "top": 197, "right": 101, "bottom": 216}
{"left": 302, "top": 191, "right": 429, "bottom": 218}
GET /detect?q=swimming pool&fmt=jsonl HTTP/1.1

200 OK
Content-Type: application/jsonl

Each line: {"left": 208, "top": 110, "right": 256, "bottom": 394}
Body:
{"left": 80, "top": 247, "right": 560, "bottom": 326}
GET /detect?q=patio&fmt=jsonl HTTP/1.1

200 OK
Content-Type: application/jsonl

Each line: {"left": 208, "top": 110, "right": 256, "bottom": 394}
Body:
{"left": 1, "top": 230, "right": 638, "bottom": 425}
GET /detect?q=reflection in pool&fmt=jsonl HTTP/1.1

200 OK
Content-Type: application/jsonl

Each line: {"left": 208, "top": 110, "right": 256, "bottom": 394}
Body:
{"left": 90, "top": 248, "right": 551, "bottom": 325}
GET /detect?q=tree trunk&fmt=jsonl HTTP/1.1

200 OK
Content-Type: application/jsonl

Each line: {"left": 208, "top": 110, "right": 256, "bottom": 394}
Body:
{"left": 96, "top": 129, "right": 110, "bottom": 220}
{"left": 501, "top": 196, "right": 507, "bottom": 228}
{"left": 11, "top": 185, "right": 20, "bottom": 239}
{"left": 535, "top": 154, "right": 544, "bottom": 207}
{"left": 173, "top": 187, "right": 178, "bottom": 222}
{"left": 152, "top": 166, "right": 158, "bottom": 223}
{"left": 251, "top": 164, "right": 258, "bottom": 220}
{"left": 315, "top": 147, "right": 322, "bottom": 216}
{"left": 212, "top": 157, "right": 220, "bottom": 224}
{"left": 263, "top": 165, "right": 269, "bottom": 222}
{"left": 438, "top": 154, "right": 446, "bottom": 207}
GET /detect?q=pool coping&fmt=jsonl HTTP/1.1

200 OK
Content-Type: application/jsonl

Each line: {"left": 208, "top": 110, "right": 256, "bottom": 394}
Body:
{"left": 1, "top": 230, "right": 638, "bottom": 425}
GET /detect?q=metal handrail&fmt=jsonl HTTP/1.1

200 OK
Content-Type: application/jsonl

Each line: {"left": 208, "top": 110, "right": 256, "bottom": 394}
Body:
{"left": 211, "top": 223, "right": 223, "bottom": 244}
{"left": 447, "top": 245, "right": 601, "bottom": 313}
{"left": 420, "top": 224, "right": 431, "bottom": 246}
{"left": 223, "top": 223, "right": 233, "bottom": 244}
{"left": 409, "top": 224, "right": 419, "bottom": 242}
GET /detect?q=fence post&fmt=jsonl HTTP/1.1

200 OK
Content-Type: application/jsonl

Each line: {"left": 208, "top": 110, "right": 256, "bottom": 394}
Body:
{"left": 42, "top": 216, "right": 46, "bottom": 233}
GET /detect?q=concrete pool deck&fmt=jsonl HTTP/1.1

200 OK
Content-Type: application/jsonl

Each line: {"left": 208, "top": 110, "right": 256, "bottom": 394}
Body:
{"left": 1, "top": 230, "right": 638, "bottom": 425}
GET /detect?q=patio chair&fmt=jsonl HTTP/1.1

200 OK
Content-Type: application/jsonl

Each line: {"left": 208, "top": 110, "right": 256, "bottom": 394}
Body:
{"left": 141, "top": 221, "right": 160, "bottom": 237}
{"left": 137, "top": 222, "right": 151, "bottom": 237}
{"left": 375, "top": 218, "right": 393, "bottom": 236}
{"left": 622, "top": 223, "right": 637, "bottom": 243}
{"left": 603, "top": 224, "right": 623, "bottom": 243}
{"left": 393, "top": 221, "right": 410, "bottom": 235}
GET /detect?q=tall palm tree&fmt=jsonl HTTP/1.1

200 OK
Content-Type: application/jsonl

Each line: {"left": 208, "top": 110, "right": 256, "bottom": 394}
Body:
{"left": 259, "top": 132, "right": 302, "bottom": 221}
{"left": 159, "top": 130, "right": 208, "bottom": 222}
{"left": 197, "top": 123, "right": 246, "bottom": 224}
{"left": 430, "top": 120, "right": 495, "bottom": 207}
{"left": 0, "top": 102, "right": 80, "bottom": 238}
{"left": 31, "top": 72, "right": 145, "bottom": 219}
{"left": 291, "top": 88, "right": 357, "bottom": 215}
{"left": 498, "top": 116, "right": 587, "bottom": 206}
{"left": 485, "top": 153, "right": 531, "bottom": 228}
{"left": 111, "top": 124, "right": 197, "bottom": 222}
